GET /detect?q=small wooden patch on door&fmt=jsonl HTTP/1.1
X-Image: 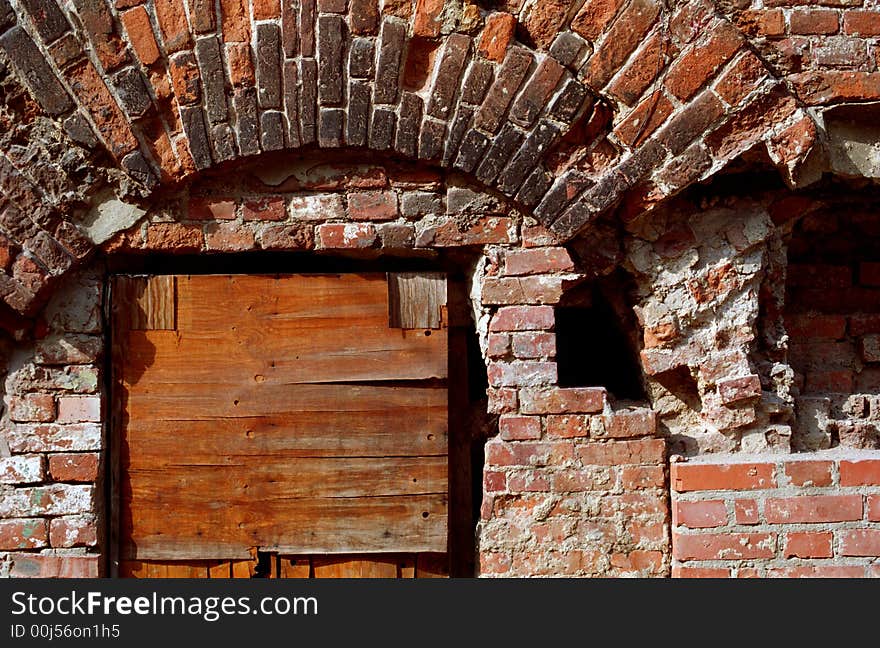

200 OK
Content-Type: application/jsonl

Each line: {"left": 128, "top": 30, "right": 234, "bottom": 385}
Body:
{"left": 388, "top": 272, "right": 447, "bottom": 329}
{"left": 112, "top": 275, "right": 176, "bottom": 331}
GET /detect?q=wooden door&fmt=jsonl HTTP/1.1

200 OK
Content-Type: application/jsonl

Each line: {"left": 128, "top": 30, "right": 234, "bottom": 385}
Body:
{"left": 111, "top": 273, "right": 449, "bottom": 578}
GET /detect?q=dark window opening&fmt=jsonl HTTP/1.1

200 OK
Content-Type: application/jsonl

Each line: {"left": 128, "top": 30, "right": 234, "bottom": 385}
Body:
{"left": 555, "top": 272, "right": 646, "bottom": 401}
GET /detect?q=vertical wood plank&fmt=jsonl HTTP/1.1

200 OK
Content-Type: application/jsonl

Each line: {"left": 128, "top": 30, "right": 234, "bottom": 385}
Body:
{"left": 208, "top": 561, "right": 232, "bottom": 578}
{"left": 279, "top": 557, "right": 312, "bottom": 578}
{"left": 416, "top": 553, "right": 449, "bottom": 578}
{"left": 388, "top": 272, "right": 447, "bottom": 329}
{"left": 398, "top": 555, "right": 416, "bottom": 578}
{"left": 231, "top": 560, "right": 256, "bottom": 578}
{"left": 114, "top": 275, "right": 176, "bottom": 331}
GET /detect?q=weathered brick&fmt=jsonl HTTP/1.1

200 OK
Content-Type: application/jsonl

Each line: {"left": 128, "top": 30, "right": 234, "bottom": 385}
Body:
{"left": 839, "top": 459, "right": 880, "bottom": 486}
{"left": 733, "top": 499, "right": 759, "bottom": 525}
{"left": 350, "top": 0, "right": 379, "bottom": 35}
{"left": 499, "top": 415, "right": 542, "bottom": 441}
{"left": 577, "top": 439, "right": 665, "bottom": 466}
{"left": 369, "top": 107, "right": 396, "bottom": 150}
{"left": 545, "top": 414, "right": 589, "bottom": 439}
{"left": 0, "top": 27, "right": 74, "bottom": 117}
{"left": 254, "top": 23, "right": 282, "bottom": 110}
{"left": 187, "top": 0, "right": 216, "bottom": 33}
{"left": 475, "top": 125, "right": 525, "bottom": 186}
{"left": 347, "top": 191, "right": 398, "bottom": 221}
{"left": 48, "top": 452, "right": 100, "bottom": 482}
{"left": 504, "top": 248, "right": 574, "bottom": 276}
{"left": 426, "top": 33, "right": 470, "bottom": 120}
{"left": 48, "top": 32, "right": 85, "bottom": 71}
{"left": 674, "top": 500, "right": 727, "bottom": 529}
{"left": 298, "top": 58, "right": 318, "bottom": 145}
{"left": 461, "top": 59, "right": 494, "bottom": 105}
{"left": 791, "top": 8, "right": 839, "bottom": 35}
{"left": 485, "top": 439, "right": 574, "bottom": 467}
{"left": 511, "top": 331, "right": 556, "bottom": 359}
{"left": 179, "top": 106, "right": 213, "bottom": 169}
{"left": 220, "top": 0, "right": 250, "bottom": 42}
{"left": 9, "top": 553, "right": 99, "bottom": 578}
{"left": 317, "top": 15, "right": 343, "bottom": 106}
{"left": 488, "top": 361, "right": 557, "bottom": 387}
{"left": 19, "top": 0, "right": 70, "bottom": 42}
{"left": 56, "top": 396, "right": 101, "bottom": 423}
{"left": 717, "top": 374, "right": 762, "bottom": 405}
{"left": 113, "top": 67, "right": 153, "bottom": 118}
{"left": 170, "top": 51, "right": 201, "bottom": 105}
{"left": 655, "top": 90, "right": 725, "bottom": 155}
{"left": 582, "top": 0, "right": 661, "bottom": 90}
{"left": 204, "top": 222, "right": 256, "bottom": 251}
{"left": 549, "top": 31, "right": 590, "bottom": 68}
{"left": 844, "top": 10, "right": 880, "bottom": 36}
{"left": 73, "top": 0, "right": 130, "bottom": 71}
{"left": 374, "top": 18, "right": 406, "bottom": 104}
{"left": 233, "top": 86, "right": 261, "bottom": 155}
{"left": 496, "top": 122, "right": 560, "bottom": 195}
{"left": 673, "top": 532, "right": 775, "bottom": 560}
{"left": 144, "top": 221, "right": 205, "bottom": 250}
{"left": 672, "top": 565, "right": 731, "bottom": 578}
{"left": 839, "top": 529, "right": 880, "bottom": 556}
{"left": 599, "top": 409, "right": 656, "bottom": 439}
{"left": 257, "top": 223, "right": 314, "bottom": 250}
{"left": 664, "top": 21, "right": 742, "bottom": 101}
{"left": 783, "top": 460, "right": 834, "bottom": 487}
{"left": 614, "top": 91, "right": 675, "bottom": 148}
{"left": 242, "top": 197, "right": 284, "bottom": 222}
{"left": 475, "top": 48, "right": 533, "bottom": 134}
{"left": 607, "top": 31, "right": 665, "bottom": 107}
{"left": 154, "top": 0, "right": 191, "bottom": 52}
{"left": 395, "top": 92, "right": 422, "bottom": 158}
{"left": 0, "top": 484, "right": 94, "bottom": 517}
{"left": 490, "top": 306, "right": 554, "bottom": 332}
{"left": 316, "top": 223, "right": 377, "bottom": 249}
{"left": 0, "top": 455, "right": 44, "bottom": 485}
{"left": 415, "top": 216, "right": 514, "bottom": 247}
{"left": 571, "top": 0, "right": 626, "bottom": 41}
{"left": 346, "top": 81, "right": 370, "bottom": 147}
{"left": 318, "top": 107, "right": 344, "bottom": 147}
{"left": 766, "top": 495, "right": 863, "bottom": 524}
{"left": 478, "top": 12, "right": 516, "bottom": 62}
{"left": 510, "top": 58, "right": 565, "bottom": 128}
{"left": 10, "top": 393, "right": 56, "bottom": 423}
{"left": 413, "top": 0, "right": 444, "bottom": 37}
{"left": 0, "top": 518, "right": 48, "bottom": 550}
{"left": 736, "top": 9, "right": 784, "bottom": 37}
{"left": 621, "top": 465, "right": 665, "bottom": 490}
{"left": 671, "top": 462, "right": 775, "bottom": 492}
{"left": 50, "top": 514, "right": 98, "bottom": 548}
{"left": 784, "top": 532, "right": 833, "bottom": 559}
{"left": 520, "top": 387, "right": 606, "bottom": 415}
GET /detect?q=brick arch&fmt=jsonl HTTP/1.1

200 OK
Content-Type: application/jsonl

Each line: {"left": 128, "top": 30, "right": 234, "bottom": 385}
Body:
{"left": 0, "top": 0, "right": 818, "bottom": 315}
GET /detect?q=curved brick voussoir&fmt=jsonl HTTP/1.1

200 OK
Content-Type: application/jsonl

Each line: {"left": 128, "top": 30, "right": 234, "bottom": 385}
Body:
{"left": 0, "top": 0, "right": 823, "bottom": 315}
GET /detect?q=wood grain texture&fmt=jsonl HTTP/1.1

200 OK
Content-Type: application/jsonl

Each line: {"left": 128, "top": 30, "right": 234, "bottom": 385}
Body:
{"left": 113, "top": 276, "right": 176, "bottom": 330}
{"left": 115, "top": 273, "right": 449, "bottom": 563}
{"left": 388, "top": 272, "right": 447, "bottom": 329}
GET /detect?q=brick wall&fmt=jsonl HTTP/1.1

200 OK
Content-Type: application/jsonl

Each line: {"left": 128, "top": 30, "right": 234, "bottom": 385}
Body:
{"left": 671, "top": 455, "right": 880, "bottom": 577}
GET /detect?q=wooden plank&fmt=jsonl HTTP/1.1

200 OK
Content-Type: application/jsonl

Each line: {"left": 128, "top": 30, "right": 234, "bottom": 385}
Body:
{"left": 416, "top": 553, "right": 449, "bottom": 578}
{"left": 278, "top": 557, "right": 311, "bottom": 578}
{"left": 122, "top": 494, "right": 448, "bottom": 559}
{"left": 312, "top": 556, "right": 399, "bottom": 578}
{"left": 122, "top": 456, "right": 448, "bottom": 500}
{"left": 113, "top": 275, "right": 176, "bottom": 330}
{"left": 399, "top": 555, "right": 416, "bottom": 578}
{"left": 388, "top": 272, "right": 447, "bottom": 329}
{"left": 208, "top": 561, "right": 232, "bottom": 578}
{"left": 231, "top": 560, "right": 256, "bottom": 578}
{"left": 120, "top": 560, "right": 210, "bottom": 578}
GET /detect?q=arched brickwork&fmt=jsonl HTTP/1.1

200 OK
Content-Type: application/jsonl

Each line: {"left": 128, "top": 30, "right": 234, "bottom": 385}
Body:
{"left": 0, "top": 0, "right": 820, "bottom": 316}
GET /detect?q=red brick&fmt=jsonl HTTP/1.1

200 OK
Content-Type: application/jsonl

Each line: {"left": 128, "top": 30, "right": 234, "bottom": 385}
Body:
{"left": 154, "top": 0, "right": 191, "bottom": 52}
{"left": 511, "top": 332, "right": 556, "bottom": 359}
{"left": 790, "top": 9, "right": 839, "bottom": 35}
{"left": 736, "top": 9, "right": 785, "bottom": 37}
{"left": 672, "top": 565, "right": 731, "bottom": 578}
{"left": 56, "top": 396, "right": 101, "bottom": 423}
{"left": 483, "top": 470, "right": 507, "bottom": 492}
{"left": 805, "top": 370, "right": 854, "bottom": 393}
{"left": 487, "top": 361, "right": 557, "bottom": 387}
{"left": 144, "top": 222, "right": 205, "bottom": 251}
{"left": 869, "top": 495, "right": 880, "bottom": 522}
{"left": 552, "top": 468, "right": 611, "bottom": 491}
{"left": 347, "top": 191, "right": 399, "bottom": 221}
{"left": 614, "top": 91, "right": 674, "bottom": 147}
{"left": 0, "top": 456, "right": 44, "bottom": 484}
{"left": 49, "top": 453, "right": 100, "bottom": 483}
{"left": 717, "top": 374, "right": 762, "bottom": 405}
{"left": 671, "top": 462, "right": 775, "bottom": 492}
{"left": 577, "top": 438, "right": 666, "bottom": 466}
{"left": 50, "top": 515, "right": 98, "bottom": 547}
{"left": 481, "top": 276, "right": 565, "bottom": 305}
{"left": 412, "top": 0, "right": 444, "bottom": 37}
{"left": 478, "top": 12, "right": 516, "bottom": 62}
{"left": 258, "top": 224, "right": 314, "bottom": 250}
{"left": 610, "top": 550, "right": 663, "bottom": 574}
{"left": 487, "top": 333, "right": 510, "bottom": 358}
{"left": 784, "top": 531, "right": 833, "bottom": 558}
{"left": 227, "top": 42, "right": 255, "bottom": 87}
{"left": 485, "top": 440, "right": 574, "bottom": 467}
{"left": 9, "top": 553, "right": 100, "bottom": 578}
{"left": 765, "top": 495, "right": 863, "bottom": 523}
{"left": 665, "top": 21, "right": 742, "bottom": 101}
{"left": 315, "top": 223, "right": 377, "bottom": 249}
{"left": 243, "top": 197, "right": 285, "bottom": 221}
{"left": 507, "top": 472, "right": 551, "bottom": 492}
{"left": 788, "top": 263, "right": 852, "bottom": 288}
{"left": 767, "top": 565, "right": 866, "bottom": 578}
{"left": 205, "top": 223, "right": 256, "bottom": 251}
{"left": 121, "top": 7, "right": 161, "bottom": 66}
{"left": 519, "top": 387, "right": 607, "bottom": 414}
{"left": 673, "top": 532, "right": 775, "bottom": 560}
{"left": 851, "top": 314, "right": 880, "bottom": 336}
{"left": 839, "top": 529, "right": 880, "bottom": 556}
{"left": 734, "top": 499, "right": 760, "bottom": 525}
{"left": 498, "top": 415, "right": 542, "bottom": 441}
{"left": 545, "top": 414, "right": 590, "bottom": 439}
{"left": 600, "top": 409, "right": 656, "bottom": 438}
{"left": 840, "top": 460, "right": 880, "bottom": 486}
{"left": 9, "top": 393, "right": 56, "bottom": 423}
{"left": 415, "top": 216, "right": 514, "bottom": 247}
{"left": 503, "top": 248, "right": 574, "bottom": 276}
{"left": 571, "top": 0, "right": 627, "bottom": 41}
{"left": 489, "top": 306, "right": 555, "bottom": 332}
{"left": 843, "top": 10, "right": 880, "bottom": 36}
{"left": 674, "top": 500, "right": 727, "bottom": 529}
{"left": 252, "top": 0, "right": 279, "bottom": 20}
{"left": 487, "top": 387, "right": 518, "bottom": 415}
{"left": 783, "top": 460, "right": 834, "bottom": 487}
{"left": 582, "top": 0, "right": 661, "bottom": 89}
{"left": 0, "top": 518, "right": 48, "bottom": 550}
{"left": 479, "top": 551, "right": 511, "bottom": 574}
{"left": 600, "top": 493, "right": 667, "bottom": 517}
{"left": 785, "top": 314, "right": 846, "bottom": 339}
{"left": 220, "top": 0, "right": 250, "bottom": 42}
{"left": 607, "top": 31, "right": 666, "bottom": 106}
{"left": 621, "top": 465, "right": 665, "bottom": 489}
